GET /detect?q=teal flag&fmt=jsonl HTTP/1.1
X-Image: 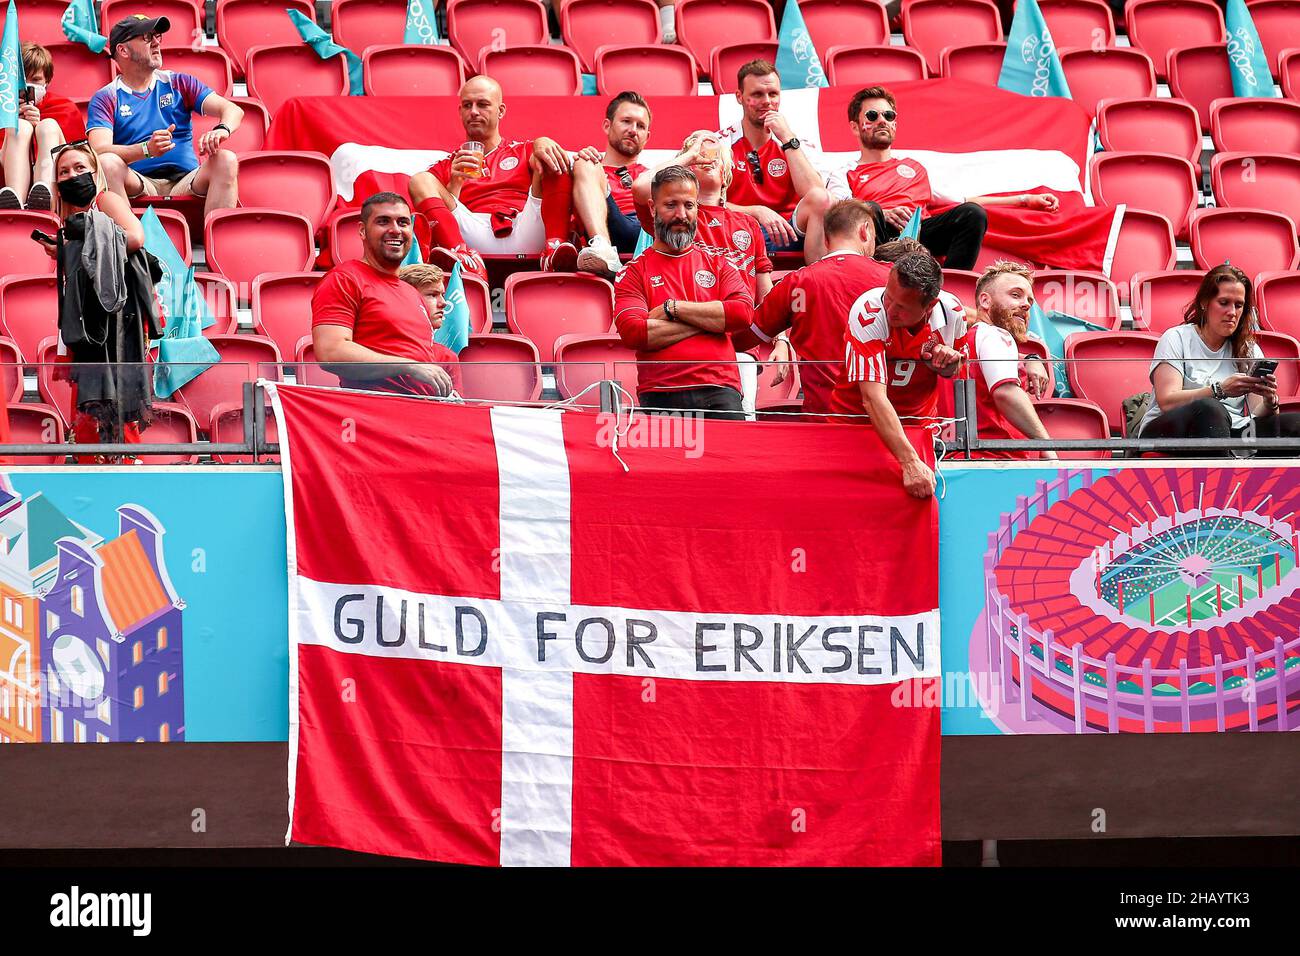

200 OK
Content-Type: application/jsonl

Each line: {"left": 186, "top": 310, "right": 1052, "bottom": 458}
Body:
{"left": 632, "top": 228, "right": 653, "bottom": 258}
{"left": 0, "top": 1, "right": 25, "bottom": 132}
{"left": 435, "top": 263, "right": 469, "bottom": 355}
{"left": 774, "top": 0, "right": 827, "bottom": 90}
{"left": 998, "top": 0, "right": 1071, "bottom": 98}
{"left": 403, "top": 0, "right": 439, "bottom": 43}
{"left": 900, "top": 206, "right": 922, "bottom": 239}
{"left": 141, "top": 207, "right": 219, "bottom": 398}
{"left": 401, "top": 238, "right": 421, "bottom": 266}
{"left": 1225, "top": 0, "right": 1278, "bottom": 98}
{"left": 61, "top": 0, "right": 106, "bottom": 53}
{"left": 287, "top": 9, "right": 363, "bottom": 96}
{"left": 1028, "top": 301, "right": 1073, "bottom": 398}
{"left": 581, "top": 73, "right": 598, "bottom": 95}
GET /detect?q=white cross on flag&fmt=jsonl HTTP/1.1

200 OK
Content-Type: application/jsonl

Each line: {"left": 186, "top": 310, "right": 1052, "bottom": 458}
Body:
{"left": 269, "top": 384, "right": 942, "bottom": 866}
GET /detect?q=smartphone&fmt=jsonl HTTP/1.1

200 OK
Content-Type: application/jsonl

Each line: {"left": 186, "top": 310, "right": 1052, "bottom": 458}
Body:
{"left": 1253, "top": 359, "right": 1278, "bottom": 377}
{"left": 30, "top": 229, "right": 55, "bottom": 245}
{"left": 20, "top": 88, "right": 33, "bottom": 105}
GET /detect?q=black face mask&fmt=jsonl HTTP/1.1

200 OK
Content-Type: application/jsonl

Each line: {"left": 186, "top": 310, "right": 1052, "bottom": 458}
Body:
{"left": 56, "top": 172, "right": 98, "bottom": 207}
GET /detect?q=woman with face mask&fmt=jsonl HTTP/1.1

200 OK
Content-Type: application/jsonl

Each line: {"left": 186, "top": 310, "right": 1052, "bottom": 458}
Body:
{"left": 0, "top": 43, "right": 86, "bottom": 211}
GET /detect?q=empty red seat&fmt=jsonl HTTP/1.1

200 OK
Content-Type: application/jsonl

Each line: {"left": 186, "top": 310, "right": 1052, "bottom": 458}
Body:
{"left": 1034, "top": 398, "right": 1112, "bottom": 458}
{"left": 237, "top": 151, "right": 336, "bottom": 234}
{"left": 1064, "top": 331, "right": 1162, "bottom": 432}
{"left": 204, "top": 209, "right": 316, "bottom": 301}
{"left": 194, "top": 273, "right": 240, "bottom": 336}
{"left": 554, "top": 332, "right": 639, "bottom": 404}
{"left": 1212, "top": 153, "right": 1300, "bottom": 231}
{"left": 1256, "top": 272, "right": 1300, "bottom": 339}
{"left": 1107, "top": 209, "right": 1177, "bottom": 303}
{"left": 34, "top": 337, "right": 70, "bottom": 422}
{"left": 327, "top": 209, "right": 365, "bottom": 266}
{"left": 939, "top": 42, "right": 1007, "bottom": 85}
{"left": 215, "top": 0, "right": 316, "bottom": 77}
{"left": 1211, "top": 98, "right": 1300, "bottom": 154}
{"left": 676, "top": 0, "right": 776, "bottom": 79}
{"left": 1166, "top": 44, "right": 1235, "bottom": 130}
{"left": 0, "top": 273, "right": 57, "bottom": 362}
{"left": 709, "top": 41, "right": 780, "bottom": 93}
{"left": 154, "top": 47, "right": 234, "bottom": 96}
{"left": 1089, "top": 152, "right": 1200, "bottom": 239}
{"left": 481, "top": 45, "right": 583, "bottom": 95}
{"left": 1125, "top": 0, "right": 1225, "bottom": 80}
{"left": 941, "top": 269, "right": 981, "bottom": 310}
{"left": 1255, "top": 330, "right": 1300, "bottom": 397}
{"left": 209, "top": 399, "right": 280, "bottom": 463}
{"left": 102, "top": 0, "right": 204, "bottom": 44}
{"left": 826, "top": 44, "right": 928, "bottom": 84}
{"left": 1034, "top": 270, "right": 1122, "bottom": 329}
{"left": 459, "top": 334, "right": 543, "bottom": 403}
{"left": 1285, "top": 47, "right": 1300, "bottom": 98}
{"left": 800, "top": 0, "right": 890, "bottom": 63}
{"left": 244, "top": 43, "right": 351, "bottom": 115}
{"left": 362, "top": 45, "right": 468, "bottom": 95}
{"left": 1190, "top": 208, "right": 1300, "bottom": 279}
{"left": 460, "top": 272, "right": 495, "bottom": 334}
{"left": 192, "top": 97, "right": 269, "bottom": 153}
{"left": 42, "top": 43, "right": 113, "bottom": 99}
{"left": 175, "top": 335, "right": 283, "bottom": 428}
{"left": 1245, "top": 0, "right": 1298, "bottom": 74}
{"left": 562, "top": 0, "right": 661, "bottom": 73}
{"left": 332, "top": 0, "right": 410, "bottom": 53}
{"left": 504, "top": 273, "right": 615, "bottom": 363}
{"left": 1096, "top": 97, "right": 1201, "bottom": 163}
{"left": 138, "top": 403, "right": 201, "bottom": 465}
{"left": 902, "top": 0, "right": 1001, "bottom": 75}
{"left": 14, "top": 0, "right": 77, "bottom": 45}
{"left": 446, "top": 0, "right": 549, "bottom": 68}
{"left": 596, "top": 45, "right": 699, "bottom": 96}
{"left": 1059, "top": 47, "right": 1157, "bottom": 116}
{"left": 1128, "top": 270, "right": 1206, "bottom": 333}
{"left": 1038, "top": 0, "right": 1116, "bottom": 48}
{"left": 0, "top": 338, "right": 22, "bottom": 405}
{"left": 252, "top": 273, "right": 326, "bottom": 361}
{"left": 6, "top": 405, "right": 65, "bottom": 465}
{"left": 293, "top": 337, "right": 341, "bottom": 388}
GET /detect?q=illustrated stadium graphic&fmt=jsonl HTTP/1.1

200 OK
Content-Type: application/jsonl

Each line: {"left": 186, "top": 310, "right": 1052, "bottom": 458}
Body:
{"left": 973, "top": 468, "right": 1300, "bottom": 733}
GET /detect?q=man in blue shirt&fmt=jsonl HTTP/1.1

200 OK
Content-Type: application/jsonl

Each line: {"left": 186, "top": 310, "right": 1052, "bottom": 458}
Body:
{"left": 88, "top": 15, "right": 243, "bottom": 219}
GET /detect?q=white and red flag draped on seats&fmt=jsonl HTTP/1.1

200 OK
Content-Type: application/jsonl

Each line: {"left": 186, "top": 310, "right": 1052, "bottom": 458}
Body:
{"left": 267, "top": 383, "right": 942, "bottom": 866}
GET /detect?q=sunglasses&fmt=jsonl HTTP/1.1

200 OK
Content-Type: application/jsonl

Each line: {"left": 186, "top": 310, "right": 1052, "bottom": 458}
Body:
{"left": 863, "top": 109, "right": 897, "bottom": 123}
{"left": 615, "top": 166, "right": 633, "bottom": 190}
{"left": 51, "top": 139, "right": 91, "bottom": 158}
{"left": 747, "top": 150, "right": 763, "bottom": 185}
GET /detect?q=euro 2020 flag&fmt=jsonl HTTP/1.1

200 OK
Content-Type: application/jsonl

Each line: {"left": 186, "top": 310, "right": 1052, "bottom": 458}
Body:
{"left": 268, "top": 383, "right": 943, "bottom": 866}
{"left": 434, "top": 262, "right": 469, "bottom": 355}
{"left": 901, "top": 206, "right": 922, "bottom": 239}
{"left": 998, "top": 0, "right": 1071, "bottom": 99}
{"left": 404, "top": 0, "right": 439, "bottom": 43}
{"left": 287, "top": 8, "right": 364, "bottom": 96}
{"left": 141, "top": 207, "right": 219, "bottom": 397}
{"left": 774, "top": 0, "right": 827, "bottom": 90}
{"left": 0, "top": 0, "right": 25, "bottom": 132}
{"left": 61, "top": 0, "right": 107, "bottom": 53}
{"left": 1225, "top": 0, "right": 1278, "bottom": 99}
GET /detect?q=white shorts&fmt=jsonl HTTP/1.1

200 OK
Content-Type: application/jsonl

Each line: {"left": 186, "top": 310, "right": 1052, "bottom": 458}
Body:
{"left": 452, "top": 190, "right": 545, "bottom": 255}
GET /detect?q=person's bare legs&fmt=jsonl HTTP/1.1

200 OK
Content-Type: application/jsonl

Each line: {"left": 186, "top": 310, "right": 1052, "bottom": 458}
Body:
{"left": 184, "top": 148, "right": 238, "bottom": 217}
{"left": 97, "top": 152, "right": 142, "bottom": 202}
{"left": 571, "top": 160, "right": 611, "bottom": 242}
{"left": 408, "top": 170, "right": 458, "bottom": 208}
{"left": 31, "top": 118, "right": 63, "bottom": 186}
{"left": 796, "top": 186, "right": 833, "bottom": 264}
{"left": 1, "top": 120, "right": 34, "bottom": 200}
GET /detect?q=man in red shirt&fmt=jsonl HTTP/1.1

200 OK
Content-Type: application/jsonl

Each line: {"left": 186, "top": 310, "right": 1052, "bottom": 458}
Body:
{"left": 397, "top": 262, "right": 464, "bottom": 396}
{"left": 0, "top": 43, "right": 87, "bottom": 210}
{"left": 829, "top": 252, "right": 965, "bottom": 498}
{"left": 407, "top": 75, "right": 578, "bottom": 281}
{"left": 732, "top": 199, "right": 889, "bottom": 417}
{"left": 312, "top": 192, "right": 456, "bottom": 398}
{"left": 725, "top": 60, "right": 832, "bottom": 263}
{"left": 828, "top": 86, "right": 1059, "bottom": 271}
{"left": 613, "top": 166, "right": 754, "bottom": 419}
{"left": 571, "top": 91, "right": 652, "bottom": 276}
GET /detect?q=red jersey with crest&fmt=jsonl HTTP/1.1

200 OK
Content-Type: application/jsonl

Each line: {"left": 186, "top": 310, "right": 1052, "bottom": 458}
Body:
{"left": 429, "top": 139, "right": 533, "bottom": 222}
{"left": 612, "top": 245, "right": 750, "bottom": 394}
{"left": 955, "top": 321, "right": 1032, "bottom": 459}
{"left": 828, "top": 287, "right": 966, "bottom": 421}
{"left": 634, "top": 200, "right": 771, "bottom": 302}
{"left": 605, "top": 161, "right": 646, "bottom": 214}
{"left": 830, "top": 156, "right": 935, "bottom": 217}
{"left": 728, "top": 135, "right": 799, "bottom": 217}
{"left": 747, "top": 251, "right": 891, "bottom": 416}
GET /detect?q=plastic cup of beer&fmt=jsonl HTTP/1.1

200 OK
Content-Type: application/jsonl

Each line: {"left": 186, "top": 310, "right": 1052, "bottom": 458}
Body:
{"left": 461, "top": 141, "right": 485, "bottom": 178}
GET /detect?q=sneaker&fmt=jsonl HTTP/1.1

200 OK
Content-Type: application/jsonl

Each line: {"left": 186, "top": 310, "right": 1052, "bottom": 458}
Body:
{"left": 540, "top": 238, "right": 579, "bottom": 273}
{"left": 25, "top": 182, "right": 52, "bottom": 211}
{"left": 0, "top": 187, "right": 20, "bottom": 210}
{"left": 428, "top": 243, "right": 488, "bottom": 284}
{"left": 577, "top": 235, "right": 621, "bottom": 276}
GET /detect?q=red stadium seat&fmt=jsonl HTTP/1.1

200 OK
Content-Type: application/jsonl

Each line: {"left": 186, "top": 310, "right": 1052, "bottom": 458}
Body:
{"left": 1107, "top": 209, "right": 1176, "bottom": 303}
{"left": 204, "top": 209, "right": 316, "bottom": 302}
{"left": 1038, "top": 0, "right": 1116, "bottom": 49}
{"left": 826, "top": 45, "right": 928, "bottom": 85}
{"left": 1211, "top": 153, "right": 1300, "bottom": 230}
{"left": 1190, "top": 208, "right": 1300, "bottom": 279}
{"left": 14, "top": 0, "right": 77, "bottom": 45}
{"left": 138, "top": 403, "right": 201, "bottom": 465}
{"left": 562, "top": 0, "right": 661, "bottom": 74}
{"left": 446, "top": 0, "right": 549, "bottom": 69}
{"left": 0, "top": 338, "right": 23, "bottom": 405}
{"left": 1245, "top": 0, "right": 1298, "bottom": 74}
{"left": 193, "top": 97, "right": 270, "bottom": 153}
{"left": 1034, "top": 398, "right": 1112, "bottom": 458}
{"left": 251, "top": 273, "right": 326, "bottom": 361}
{"left": 1034, "top": 270, "right": 1122, "bottom": 330}
{"left": 709, "top": 42, "right": 779, "bottom": 93}
{"left": 6, "top": 405, "right": 66, "bottom": 465}
{"left": 35, "top": 337, "right": 71, "bottom": 424}
{"left": 800, "top": 0, "right": 890, "bottom": 63}
{"left": 102, "top": 0, "right": 204, "bottom": 44}
{"left": 1284, "top": 48, "right": 1300, "bottom": 99}
{"left": 459, "top": 334, "right": 544, "bottom": 403}
{"left": 293, "top": 337, "right": 341, "bottom": 388}
{"left": 362, "top": 45, "right": 468, "bottom": 96}
{"left": 0, "top": 211, "right": 59, "bottom": 278}
{"left": 1064, "top": 331, "right": 1161, "bottom": 432}
{"left": 151, "top": 47, "right": 234, "bottom": 97}
{"left": 596, "top": 45, "right": 699, "bottom": 96}
{"left": 676, "top": 0, "right": 776, "bottom": 79}
{"left": 209, "top": 399, "right": 280, "bottom": 463}
{"left": 332, "top": 0, "right": 410, "bottom": 53}
{"left": 244, "top": 44, "right": 351, "bottom": 115}
{"left": 1255, "top": 331, "right": 1300, "bottom": 397}
{"left": 1059, "top": 47, "right": 1157, "bottom": 116}
{"left": 1125, "top": 0, "right": 1225, "bottom": 80}
{"left": 1128, "top": 270, "right": 1205, "bottom": 333}
{"left": 193, "top": 273, "right": 240, "bottom": 336}
{"left": 43, "top": 43, "right": 113, "bottom": 99}
{"left": 327, "top": 209, "right": 365, "bottom": 266}
{"left": 1256, "top": 272, "right": 1300, "bottom": 339}
{"left": 1210, "top": 98, "right": 1300, "bottom": 154}
{"left": 481, "top": 45, "right": 583, "bottom": 96}
{"left": 458, "top": 272, "right": 495, "bottom": 334}
{"left": 941, "top": 269, "right": 981, "bottom": 310}
{"left": 1166, "top": 44, "right": 1235, "bottom": 131}
{"left": 939, "top": 42, "right": 1008, "bottom": 85}
{"left": 236, "top": 151, "right": 336, "bottom": 234}
{"left": 175, "top": 334, "right": 283, "bottom": 429}
{"left": 1096, "top": 97, "right": 1201, "bottom": 164}
{"left": 1089, "top": 152, "right": 1199, "bottom": 240}
{"left": 902, "top": 0, "right": 1001, "bottom": 76}
{"left": 151, "top": 207, "right": 192, "bottom": 265}
{"left": 216, "top": 0, "right": 317, "bottom": 78}
{"left": 554, "top": 332, "right": 639, "bottom": 404}
{"left": 0, "top": 275, "right": 56, "bottom": 367}
{"left": 504, "top": 272, "right": 615, "bottom": 363}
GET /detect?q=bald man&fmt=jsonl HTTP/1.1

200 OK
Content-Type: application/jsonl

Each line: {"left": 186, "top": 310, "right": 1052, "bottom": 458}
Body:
{"left": 407, "top": 75, "right": 579, "bottom": 280}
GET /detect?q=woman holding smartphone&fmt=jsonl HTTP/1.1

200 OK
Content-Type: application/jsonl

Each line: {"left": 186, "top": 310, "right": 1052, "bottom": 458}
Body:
{"left": 1136, "top": 264, "right": 1300, "bottom": 455}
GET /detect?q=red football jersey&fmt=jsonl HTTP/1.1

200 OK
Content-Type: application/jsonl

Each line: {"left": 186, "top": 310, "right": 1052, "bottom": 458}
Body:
{"left": 747, "top": 251, "right": 891, "bottom": 416}
{"left": 605, "top": 161, "right": 646, "bottom": 215}
{"left": 830, "top": 157, "right": 934, "bottom": 217}
{"left": 956, "top": 321, "right": 1031, "bottom": 459}
{"left": 634, "top": 200, "right": 772, "bottom": 302}
{"left": 728, "top": 135, "right": 799, "bottom": 217}
{"left": 429, "top": 139, "right": 533, "bottom": 219}
{"left": 612, "top": 245, "right": 750, "bottom": 394}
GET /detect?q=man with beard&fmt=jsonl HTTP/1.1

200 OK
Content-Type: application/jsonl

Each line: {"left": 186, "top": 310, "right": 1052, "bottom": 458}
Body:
{"left": 312, "top": 192, "right": 455, "bottom": 398}
{"left": 572, "top": 92, "right": 653, "bottom": 275}
{"left": 956, "top": 261, "right": 1056, "bottom": 460}
{"left": 828, "top": 87, "right": 1058, "bottom": 270}
{"left": 613, "top": 166, "right": 754, "bottom": 419}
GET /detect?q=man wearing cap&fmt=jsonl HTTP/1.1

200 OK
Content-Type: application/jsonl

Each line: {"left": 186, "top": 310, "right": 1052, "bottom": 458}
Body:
{"left": 88, "top": 15, "right": 242, "bottom": 218}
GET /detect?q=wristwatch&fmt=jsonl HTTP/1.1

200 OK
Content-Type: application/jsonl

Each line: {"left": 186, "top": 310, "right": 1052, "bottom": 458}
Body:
{"left": 213, "top": 123, "right": 232, "bottom": 134}
{"left": 780, "top": 137, "right": 801, "bottom": 152}
{"left": 1211, "top": 380, "right": 1226, "bottom": 400}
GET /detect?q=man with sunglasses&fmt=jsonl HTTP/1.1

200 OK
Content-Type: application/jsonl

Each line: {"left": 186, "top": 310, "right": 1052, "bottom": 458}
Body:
{"left": 88, "top": 15, "right": 242, "bottom": 220}
{"left": 572, "top": 92, "right": 652, "bottom": 276}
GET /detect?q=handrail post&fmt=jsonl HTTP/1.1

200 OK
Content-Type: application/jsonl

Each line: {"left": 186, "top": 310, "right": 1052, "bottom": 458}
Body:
{"left": 241, "top": 381, "right": 256, "bottom": 461}
{"left": 253, "top": 382, "right": 268, "bottom": 463}
{"left": 599, "top": 380, "right": 616, "bottom": 414}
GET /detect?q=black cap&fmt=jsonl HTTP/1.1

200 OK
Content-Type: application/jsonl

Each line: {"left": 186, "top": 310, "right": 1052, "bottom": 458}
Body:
{"left": 107, "top": 14, "right": 171, "bottom": 54}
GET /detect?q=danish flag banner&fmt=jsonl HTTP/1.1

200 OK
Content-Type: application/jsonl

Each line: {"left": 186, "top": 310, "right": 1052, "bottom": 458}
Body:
{"left": 268, "top": 383, "right": 942, "bottom": 866}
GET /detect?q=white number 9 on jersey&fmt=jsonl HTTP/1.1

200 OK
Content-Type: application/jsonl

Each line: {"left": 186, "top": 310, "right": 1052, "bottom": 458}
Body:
{"left": 890, "top": 360, "right": 916, "bottom": 387}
